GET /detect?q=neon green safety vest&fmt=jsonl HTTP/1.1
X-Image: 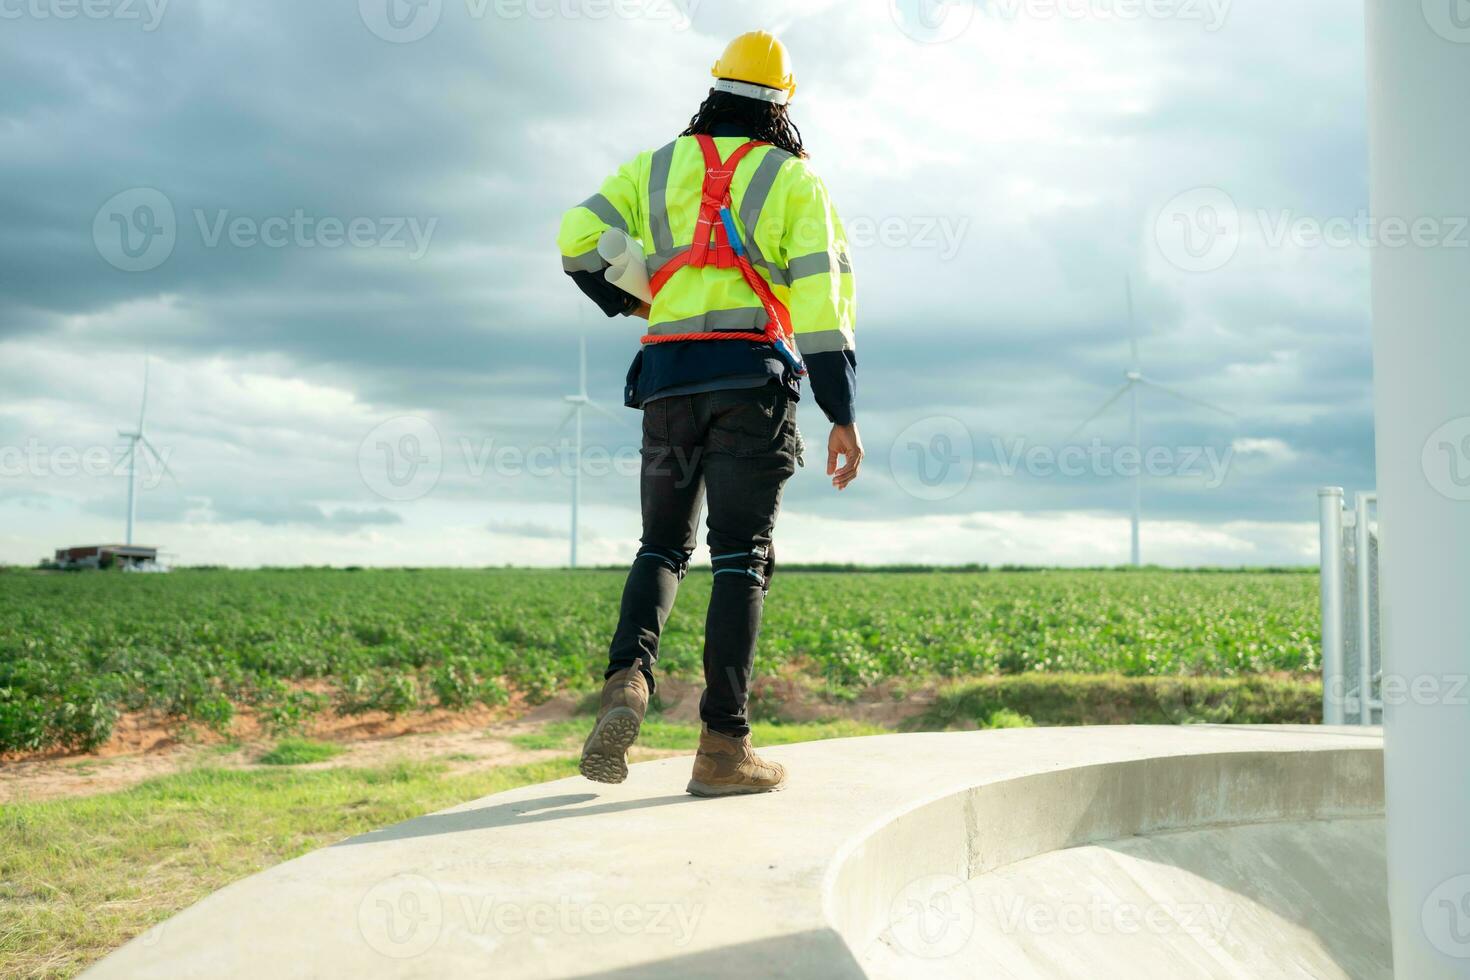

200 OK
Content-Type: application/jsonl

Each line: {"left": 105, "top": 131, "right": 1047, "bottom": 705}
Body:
{"left": 557, "top": 137, "right": 856, "bottom": 358}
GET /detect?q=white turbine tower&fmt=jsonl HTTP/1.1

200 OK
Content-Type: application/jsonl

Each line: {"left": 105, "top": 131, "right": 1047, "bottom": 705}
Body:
{"left": 1071, "top": 279, "right": 1234, "bottom": 566}
{"left": 557, "top": 336, "right": 617, "bottom": 568}
{"left": 118, "top": 357, "right": 176, "bottom": 546}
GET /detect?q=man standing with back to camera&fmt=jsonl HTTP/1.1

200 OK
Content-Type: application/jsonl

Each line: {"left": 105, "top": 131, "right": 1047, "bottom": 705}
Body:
{"left": 557, "top": 31, "right": 860, "bottom": 796}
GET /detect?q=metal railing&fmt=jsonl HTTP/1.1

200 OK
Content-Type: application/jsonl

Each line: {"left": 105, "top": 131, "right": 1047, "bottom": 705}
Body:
{"left": 1318, "top": 487, "right": 1381, "bottom": 726}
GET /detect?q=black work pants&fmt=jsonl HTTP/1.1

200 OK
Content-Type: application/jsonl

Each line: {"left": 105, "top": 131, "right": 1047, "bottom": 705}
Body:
{"left": 604, "top": 383, "right": 799, "bottom": 737}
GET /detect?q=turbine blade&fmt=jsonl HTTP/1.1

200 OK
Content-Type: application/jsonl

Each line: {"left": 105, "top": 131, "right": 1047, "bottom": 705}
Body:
{"left": 1125, "top": 277, "right": 1139, "bottom": 370}
{"left": 584, "top": 399, "right": 627, "bottom": 426}
{"left": 1136, "top": 377, "right": 1236, "bottom": 418}
{"left": 1068, "top": 382, "right": 1134, "bottom": 440}
{"left": 140, "top": 435, "right": 179, "bottom": 485}
{"left": 137, "top": 356, "right": 150, "bottom": 432}
{"left": 554, "top": 403, "right": 579, "bottom": 434}
{"left": 578, "top": 336, "right": 588, "bottom": 398}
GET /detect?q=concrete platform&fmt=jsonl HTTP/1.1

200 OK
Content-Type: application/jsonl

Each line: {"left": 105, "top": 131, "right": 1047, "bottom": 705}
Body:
{"left": 85, "top": 725, "right": 1385, "bottom": 979}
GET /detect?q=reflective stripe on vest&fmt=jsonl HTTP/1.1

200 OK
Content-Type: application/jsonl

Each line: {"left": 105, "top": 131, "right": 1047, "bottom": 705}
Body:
{"left": 735, "top": 147, "right": 793, "bottom": 279}
{"left": 645, "top": 308, "right": 768, "bottom": 336}
{"left": 646, "top": 146, "right": 794, "bottom": 286}
{"left": 647, "top": 141, "right": 677, "bottom": 254}
{"left": 576, "top": 193, "right": 627, "bottom": 234}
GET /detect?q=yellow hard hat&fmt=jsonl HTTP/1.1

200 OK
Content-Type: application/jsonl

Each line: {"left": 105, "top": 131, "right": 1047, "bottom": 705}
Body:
{"left": 710, "top": 31, "right": 796, "bottom": 105}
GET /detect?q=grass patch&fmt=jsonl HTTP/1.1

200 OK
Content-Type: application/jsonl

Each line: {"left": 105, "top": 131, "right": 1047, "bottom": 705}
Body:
{"left": 509, "top": 716, "right": 888, "bottom": 753}
{"left": 645, "top": 718, "right": 887, "bottom": 750}
{"left": 0, "top": 758, "right": 578, "bottom": 979}
{"left": 910, "top": 673, "right": 1321, "bottom": 730}
{"left": 511, "top": 714, "right": 887, "bottom": 752}
{"left": 508, "top": 726, "right": 577, "bottom": 751}
{"left": 978, "top": 707, "right": 1034, "bottom": 729}
{"left": 257, "top": 738, "right": 344, "bottom": 766}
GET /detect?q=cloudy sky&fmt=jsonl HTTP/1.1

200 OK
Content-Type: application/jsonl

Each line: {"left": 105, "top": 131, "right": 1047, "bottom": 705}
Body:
{"left": 0, "top": 0, "right": 1376, "bottom": 567}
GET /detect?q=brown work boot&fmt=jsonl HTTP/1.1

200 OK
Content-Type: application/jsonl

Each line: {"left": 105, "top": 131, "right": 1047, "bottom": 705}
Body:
{"left": 686, "top": 725, "right": 787, "bottom": 797}
{"left": 579, "top": 666, "right": 649, "bottom": 784}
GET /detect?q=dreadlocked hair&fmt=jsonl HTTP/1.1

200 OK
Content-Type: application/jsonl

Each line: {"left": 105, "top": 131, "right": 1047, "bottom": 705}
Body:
{"left": 681, "top": 89, "right": 807, "bottom": 159}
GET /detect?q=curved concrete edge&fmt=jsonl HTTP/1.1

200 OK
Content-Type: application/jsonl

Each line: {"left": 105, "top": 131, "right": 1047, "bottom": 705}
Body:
{"left": 861, "top": 817, "right": 1391, "bottom": 979}
{"left": 824, "top": 742, "right": 1384, "bottom": 960}
{"left": 84, "top": 725, "right": 1384, "bottom": 980}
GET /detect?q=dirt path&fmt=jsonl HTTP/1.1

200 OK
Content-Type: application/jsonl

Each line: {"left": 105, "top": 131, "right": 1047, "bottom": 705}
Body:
{"left": 0, "top": 729, "right": 695, "bottom": 804}
{"left": 0, "top": 690, "right": 589, "bottom": 804}
{"left": 0, "top": 677, "right": 930, "bottom": 804}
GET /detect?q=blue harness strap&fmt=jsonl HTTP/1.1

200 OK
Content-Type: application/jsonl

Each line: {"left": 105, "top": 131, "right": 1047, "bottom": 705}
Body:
{"left": 718, "top": 207, "right": 806, "bottom": 378}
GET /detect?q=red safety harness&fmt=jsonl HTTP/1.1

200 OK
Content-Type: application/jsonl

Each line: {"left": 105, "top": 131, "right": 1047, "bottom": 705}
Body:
{"left": 644, "top": 135, "right": 805, "bottom": 375}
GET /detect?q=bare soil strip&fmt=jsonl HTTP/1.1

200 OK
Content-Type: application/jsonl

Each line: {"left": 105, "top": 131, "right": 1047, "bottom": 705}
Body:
{"left": 1, "top": 678, "right": 924, "bottom": 804}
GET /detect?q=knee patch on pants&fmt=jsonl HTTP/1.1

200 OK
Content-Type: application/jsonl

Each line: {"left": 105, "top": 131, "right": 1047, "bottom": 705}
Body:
{"left": 636, "top": 544, "right": 691, "bottom": 579}
{"left": 711, "top": 544, "right": 771, "bottom": 592}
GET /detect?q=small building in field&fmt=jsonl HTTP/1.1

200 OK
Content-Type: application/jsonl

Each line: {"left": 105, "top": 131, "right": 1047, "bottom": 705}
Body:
{"left": 52, "top": 545, "right": 163, "bottom": 571}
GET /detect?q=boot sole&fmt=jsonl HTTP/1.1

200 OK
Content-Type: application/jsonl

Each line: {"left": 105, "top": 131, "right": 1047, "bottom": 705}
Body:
{"left": 685, "top": 777, "right": 787, "bottom": 798}
{"left": 579, "top": 707, "right": 642, "bottom": 784}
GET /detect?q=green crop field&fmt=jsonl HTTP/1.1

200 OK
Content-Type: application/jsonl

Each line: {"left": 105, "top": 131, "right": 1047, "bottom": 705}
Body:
{"left": 0, "top": 567, "right": 1322, "bottom": 755}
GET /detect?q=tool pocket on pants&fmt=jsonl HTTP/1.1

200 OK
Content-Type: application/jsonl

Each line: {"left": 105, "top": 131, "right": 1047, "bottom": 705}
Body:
{"left": 708, "top": 385, "right": 789, "bottom": 458}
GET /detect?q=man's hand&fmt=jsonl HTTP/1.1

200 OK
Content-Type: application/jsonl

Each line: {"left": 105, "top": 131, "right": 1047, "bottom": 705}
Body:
{"left": 827, "top": 423, "right": 864, "bottom": 491}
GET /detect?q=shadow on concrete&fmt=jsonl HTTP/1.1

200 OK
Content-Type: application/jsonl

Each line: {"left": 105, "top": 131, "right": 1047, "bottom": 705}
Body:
{"left": 335, "top": 791, "right": 702, "bottom": 847}
{"left": 569, "top": 927, "right": 865, "bottom": 979}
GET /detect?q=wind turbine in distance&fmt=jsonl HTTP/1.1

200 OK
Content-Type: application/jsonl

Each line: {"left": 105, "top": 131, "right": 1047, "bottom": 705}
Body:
{"left": 557, "top": 336, "right": 619, "bottom": 568}
{"left": 118, "top": 357, "right": 177, "bottom": 546}
{"left": 1070, "top": 278, "right": 1235, "bottom": 566}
